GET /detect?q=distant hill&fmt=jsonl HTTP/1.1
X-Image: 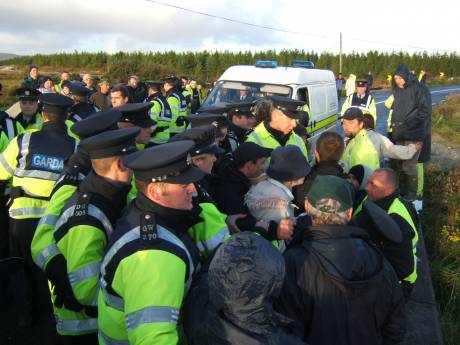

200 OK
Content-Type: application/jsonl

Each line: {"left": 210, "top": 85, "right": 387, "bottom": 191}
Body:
{"left": 0, "top": 53, "right": 19, "bottom": 61}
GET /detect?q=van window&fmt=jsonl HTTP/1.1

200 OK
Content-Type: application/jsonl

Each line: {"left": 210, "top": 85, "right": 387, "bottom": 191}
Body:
{"left": 308, "top": 85, "right": 327, "bottom": 116}
{"left": 203, "top": 81, "right": 292, "bottom": 107}
{"left": 296, "top": 87, "right": 310, "bottom": 106}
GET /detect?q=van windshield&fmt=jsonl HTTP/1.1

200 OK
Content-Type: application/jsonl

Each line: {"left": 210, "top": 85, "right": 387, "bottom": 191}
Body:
{"left": 202, "top": 80, "right": 292, "bottom": 108}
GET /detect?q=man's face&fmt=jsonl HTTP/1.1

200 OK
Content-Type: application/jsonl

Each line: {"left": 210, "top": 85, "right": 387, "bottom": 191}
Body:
{"left": 190, "top": 80, "right": 197, "bottom": 89}
{"left": 366, "top": 172, "right": 390, "bottom": 202}
{"left": 163, "top": 82, "right": 173, "bottom": 93}
{"left": 342, "top": 118, "right": 363, "bottom": 138}
{"left": 356, "top": 85, "right": 366, "bottom": 95}
{"left": 192, "top": 153, "right": 216, "bottom": 175}
{"left": 19, "top": 100, "right": 38, "bottom": 116}
{"left": 128, "top": 78, "right": 138, "bottom": 88}
{"left": 232, "top": 114, "right": 254, "bottom": 130}
{"left": 100, "top": 83, "right": 110, "bottom": 94}
{"left": 181, "top": 78, "right": 188, "bottom": 88}
{"left": 62, "top": 86, "right": 70, "bottom": 96}
{"left": 84, "top": 76, "right": 93, "bottom": 88}
{"left": 245, "top": 157, "right": 266, "bottom": 178}
{"left": 61, "top": 73, "right": 70, "bottom": 81}
{"left": 270, "top": 109, "right": 297, "bottom": 135}
{"left": 111, "top": 91, "right": 128, "bottom": 107}
{"left": 30, "top": 68, "right": 38, "bottom": 79}
{"left": 394, "top": 75, "right": 406, "bottom": 89}
{"left": 44, "top": 80, "right": 52, "bottom": 89}
{"left": 155, "top": 183, "right": 197, "bottom": 210}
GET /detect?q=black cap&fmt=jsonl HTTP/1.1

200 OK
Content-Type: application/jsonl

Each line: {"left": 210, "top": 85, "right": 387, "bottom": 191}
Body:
{"left": 68, "top": 83, "right": 92, "bottom": 96}
{"left": 266, "top": 145, "right": 311, "bottom": 182}
{"left": 169, "top": 125, "right": 224, "bottom": 156}
{"left": 228, "top": 102, "right": 255, "bottom": 117}
{"left": 340, "top": 107, "right": 365, "bottom": 121}
{"left": 233, "top": 142, "right": 272, "bottom": 166}
{"left": 186, "top": 113, "right": 229, "bottom": 129}
{"left": 123, "top": 140, "right": 204, "bottom": 184}
{"left": 118, "top": 103, "right": 156, "bottom": 128}
{"left": 146, "top": 80, "right": 163, "bottom": 90}
{"left": 163, "top": 75, "right": 179, "bottom": 83}
{"left": 306, "top": 175, "right": 353, "bottom": 212}
{"left": 80, "top": 127, "right": 140, "bottom": 159}
{"left": 38, "top": 93, "right": 73, "bottom": 116}
{"left": 362, "top": 200, "right": 402, "bottom": 243}
{"left": 356, "top": 80, "right": 367, "bottom": 87}
{"left": 71, "top": 108, "right": 122, "bottom": 139}
{"left": 266, "top": 95, "right": 307, "bottom": 119}
{"left": 16, "top": 87, "right": 41, "bottom": 101}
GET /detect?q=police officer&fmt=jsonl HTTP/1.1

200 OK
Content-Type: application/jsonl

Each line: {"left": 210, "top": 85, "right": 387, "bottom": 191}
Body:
{"left": 186, "top": 112, "right": 230, "bottom": 148}
{"left": 224, "top": 103, "right": 255, "bottom": 152}
{"left": 341, "top": 79, "right": 377, "bottom": 125}
{"left": 31, "top": 109, "right": 123, "bottom": 277}
{"left": 0, "top": 93, "right": 77, "bottom": 328}
{"left": 68, "top": 83, "right": 99, "bottom": 122}
{"left": 15, "top": 87, "right": 43, "bottom": 131}
{"left": 118, "top": 103, "right": 156, "bottom": 149}
{"left": 245, "top": 96, "right": 308, "bottom": 159}
{"left": 52, "top": 127, "right": 138, "bottom": 344}
{"left": 98, "top": 140, "right": 203, "bottom": 344}
{"left": 354, "top": 168, "right": 419, "bottom": 299}
{"left": 340, "top": 107, "right": 380, "bottom": 172}
{"left": 164, "top": 75, "right": 188, "bottom": 136}
{"left": 170, "top": 126, "right": 230, "bottom": 257}
{"left": 180, "top": 75, "right": 192, "bottom": 113}
{"left": 145, "top": 81, "right": 172, "bottom": 145}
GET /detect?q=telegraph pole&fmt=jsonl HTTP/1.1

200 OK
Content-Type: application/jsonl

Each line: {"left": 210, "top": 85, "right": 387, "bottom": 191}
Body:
{"left": 339, "top": 32, "right": 343, "bottom": 73}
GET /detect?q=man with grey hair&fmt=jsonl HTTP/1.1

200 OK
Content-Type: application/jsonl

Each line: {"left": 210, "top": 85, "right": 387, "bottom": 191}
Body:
{"left": 126, "top": 75, "right": 147, "bottom": 103}
{"left": 276, "top": 175, "right": 406, "bottom": 345}
{"left": 82, "top": 74, "right": 96, "bottom": 95}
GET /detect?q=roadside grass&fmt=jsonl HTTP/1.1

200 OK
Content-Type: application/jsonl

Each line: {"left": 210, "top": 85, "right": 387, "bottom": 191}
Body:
{"left": 432, "top": 93, "right": 460, "bottom": 145}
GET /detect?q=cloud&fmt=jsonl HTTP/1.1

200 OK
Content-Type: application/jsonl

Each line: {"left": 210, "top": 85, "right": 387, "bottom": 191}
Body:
{"left": 0, "top": 0, "right": 458, "bottom": 55}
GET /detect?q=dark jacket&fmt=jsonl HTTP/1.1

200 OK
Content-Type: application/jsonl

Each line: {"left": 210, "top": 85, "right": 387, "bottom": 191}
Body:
{"left": 391, "top": 65, "right": 430, "bottom": 141}
{"left": 185, "top": 232, "right": 306, "bottom": 345}
{"left": 276, "top": 225, "right": 406, "bottom": 345}
{"left": 352, "top": 192, "right": 417, "bottom": 283}
{"left": 126, "top": 84, "right": 148, "bottom": 103}
{"left": 418, "top": 82, "right": 432, "bottom": 163}
{"left": 294, "top": 161, "right": 348, "bottom": 212}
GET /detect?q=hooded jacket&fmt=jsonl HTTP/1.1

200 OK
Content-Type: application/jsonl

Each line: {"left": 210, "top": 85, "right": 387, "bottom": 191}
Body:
{"left": 184, "top": 232, "right": 306, "bottom": 345}
{"left": 391, "top": 65, "right": 430, "bottom": 141}
{"left": 276, "top": 225, "right": 406, "bottom": 345}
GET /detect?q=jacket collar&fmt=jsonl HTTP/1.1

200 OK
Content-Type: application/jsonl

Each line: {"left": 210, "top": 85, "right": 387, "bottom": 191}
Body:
{"left": 267, "top": 178, "right": 294, "bottom": 200}
{"left": 42, "top": 120, "right": 68, "bottom": 132}
{"left": 373, "top": 191, "right": 399, "bottom": 211}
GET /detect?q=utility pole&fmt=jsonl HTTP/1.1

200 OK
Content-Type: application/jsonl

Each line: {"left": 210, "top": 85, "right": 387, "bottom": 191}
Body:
{"left": 339, "top": 32, "right": 343, "bottom": 73}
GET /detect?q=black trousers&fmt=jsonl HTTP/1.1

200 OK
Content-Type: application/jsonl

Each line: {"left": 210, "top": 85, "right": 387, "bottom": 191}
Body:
{"left": 59, "top": 332, "right": 99, "bottom": 345}
{"left": 9, "top": 218, "right": 54, "bottom": 325}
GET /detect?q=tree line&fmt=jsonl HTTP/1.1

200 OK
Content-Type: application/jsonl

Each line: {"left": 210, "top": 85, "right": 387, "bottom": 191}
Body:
{"left": 2, "top": 50, "right": 459, "bottom": 83}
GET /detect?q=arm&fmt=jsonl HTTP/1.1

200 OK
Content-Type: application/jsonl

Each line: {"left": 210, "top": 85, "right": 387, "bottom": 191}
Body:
{"left": 114, "top": 251, "right": 186, "bottom": 345}
{"left": 0, "top": 136, "right": 20, "bottom": 180}
{"left": 379, "top": 134, "right": 418, "bottom": 160}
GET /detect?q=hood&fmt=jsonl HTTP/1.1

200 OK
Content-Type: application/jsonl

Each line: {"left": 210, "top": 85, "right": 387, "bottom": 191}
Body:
{"left": 393, "top": 64, "right": 410, "bottom": 82}
{"left": 303, "top": 225, "right": 383, "bottom": 283}
{"left": 209, "top": 232, "right": 289, "bottom": 331}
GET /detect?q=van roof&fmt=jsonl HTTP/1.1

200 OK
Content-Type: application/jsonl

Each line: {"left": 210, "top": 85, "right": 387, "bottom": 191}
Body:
{"left": 218, "top": 65, "right": 336, "bottom": 86}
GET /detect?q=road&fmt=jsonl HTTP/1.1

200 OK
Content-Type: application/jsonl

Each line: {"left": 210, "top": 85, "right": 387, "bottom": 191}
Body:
{"left": 338, "top": 85, "right": 460, "bottom": 135}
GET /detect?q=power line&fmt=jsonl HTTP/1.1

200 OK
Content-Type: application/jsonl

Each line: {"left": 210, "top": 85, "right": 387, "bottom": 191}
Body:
{"left": 145, "top": 0, "right": 455, "bottom": 53}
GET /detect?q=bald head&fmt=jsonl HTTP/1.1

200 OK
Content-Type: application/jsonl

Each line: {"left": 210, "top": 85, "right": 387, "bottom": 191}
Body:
{"left": 365, "top": 168, "right": 399, "bottom": 202}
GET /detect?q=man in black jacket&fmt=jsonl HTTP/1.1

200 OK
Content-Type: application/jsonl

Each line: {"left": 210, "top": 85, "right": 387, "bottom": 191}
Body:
{"left": 390, "top": 64, "right": 429, "bottom": 201}
{"left": 276, "top": 175, "right": 406, "bottom": 345}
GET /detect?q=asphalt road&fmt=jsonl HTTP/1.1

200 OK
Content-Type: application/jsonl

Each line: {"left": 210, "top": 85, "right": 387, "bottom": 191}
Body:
{"left": 347, "top": 85, "right": 460, "bottom": 135}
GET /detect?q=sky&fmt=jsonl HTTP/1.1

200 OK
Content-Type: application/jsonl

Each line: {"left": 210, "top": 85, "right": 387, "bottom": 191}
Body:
{"left": 0, "top": 0, "right": 458, "bottom": 55}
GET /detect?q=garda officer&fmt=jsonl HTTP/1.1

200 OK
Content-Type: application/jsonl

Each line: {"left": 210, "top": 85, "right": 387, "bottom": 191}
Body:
{"left": 170, "top": 126, "right": 230, "bottom": 257}
{"left": 145, "top": 81, "right": 172, "bottom": 145}
{"left": 31, "top": 109, "right": 122, "bottom": 277}
{"left": 164, "top": 75, "right": 188, "bottom": 136}
{"left": 353, "top": 168, "right": 419, "bottom": 299}
{"left": 341, "top": 79, "right": 377, "bottom": 125}
{"left": 98, "top": 140, "right": 203, "bottom": 345}
{"left": 224, "top": 102, "right": 255, "bottom": 152}
{"left": 340, "top": 107, "right": 380, "bottom": 172}
{"left": 68, "top": 83, "right": 99, "bottom": 122}
{"left": 180, "top": 75, "right": 192, "bottom": 113}
{"left": 15, "top": 87, "right": 43, "bottom": 132}
{"left": 52, "top": 127, "right": 138, "bottom": 344}
{"left": 118, "top": 103, "right": 156, "bottom": 149}
{"left": 245, "top": 96, "right": 308, "bottom": 159}
{"left": 186, "top": 112, "right": 230, "bottom": 148}
{"left": 0, "top": 93, "right": 77, "bottom": 327}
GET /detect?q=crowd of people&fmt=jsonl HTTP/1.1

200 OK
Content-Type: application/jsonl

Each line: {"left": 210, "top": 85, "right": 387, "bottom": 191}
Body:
{"left": 0, "top": 62, "right": 432, "bottom": 345}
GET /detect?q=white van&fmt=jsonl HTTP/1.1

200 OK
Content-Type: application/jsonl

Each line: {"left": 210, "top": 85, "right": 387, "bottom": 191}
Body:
{"left": 201, "top": 60, "right": 339, "bottom": 149}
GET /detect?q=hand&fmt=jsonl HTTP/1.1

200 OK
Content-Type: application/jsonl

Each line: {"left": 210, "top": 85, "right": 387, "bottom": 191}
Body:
{"left": 226, "top": 214, "right": 246, "bottom": 234}
{"left": 415, "top": 142, "right": 423, "bottom": 151}
{"left": 277, "top": 218, "right": 296, "bottom": 240}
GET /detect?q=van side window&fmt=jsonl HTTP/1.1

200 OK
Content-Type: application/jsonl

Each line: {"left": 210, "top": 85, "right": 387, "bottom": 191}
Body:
{"left": 296, "top": 88, "right": 310, "bottom": 106}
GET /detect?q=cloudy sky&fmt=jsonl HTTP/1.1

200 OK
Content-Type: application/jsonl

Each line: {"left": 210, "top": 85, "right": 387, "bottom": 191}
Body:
{"left": 0, "top": 0, "right": 457, "bottom": 55}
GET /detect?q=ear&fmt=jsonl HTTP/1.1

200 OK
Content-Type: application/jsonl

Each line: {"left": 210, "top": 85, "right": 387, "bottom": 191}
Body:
{"left": 346, "top": 208, "right": 353, "bottom": 220}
